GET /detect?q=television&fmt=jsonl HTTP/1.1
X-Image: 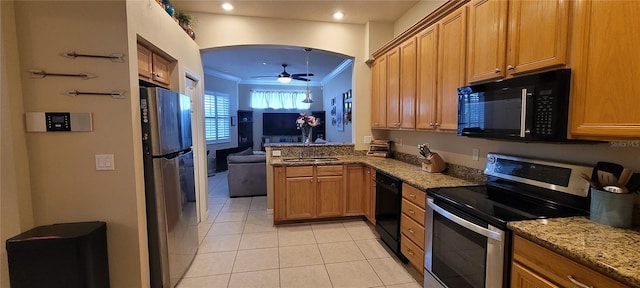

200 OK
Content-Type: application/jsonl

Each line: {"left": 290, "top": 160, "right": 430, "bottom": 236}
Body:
{"left": 263, "top": 113, "right": 301, "bottom": 136}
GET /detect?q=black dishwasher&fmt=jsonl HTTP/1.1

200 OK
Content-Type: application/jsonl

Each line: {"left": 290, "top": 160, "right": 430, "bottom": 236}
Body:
{"left": 375, "top": 171, "right": 405, "bottom": 261}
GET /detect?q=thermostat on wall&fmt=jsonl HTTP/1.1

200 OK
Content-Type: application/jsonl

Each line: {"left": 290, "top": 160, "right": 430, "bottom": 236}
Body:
{"left": 26, "top": 112, "right": 93, "bottom": 132}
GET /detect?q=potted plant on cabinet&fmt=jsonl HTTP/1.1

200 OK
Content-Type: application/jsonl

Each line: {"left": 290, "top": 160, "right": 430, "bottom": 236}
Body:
{"left": 174, "top": 11, "right": 196, "bottom": 40}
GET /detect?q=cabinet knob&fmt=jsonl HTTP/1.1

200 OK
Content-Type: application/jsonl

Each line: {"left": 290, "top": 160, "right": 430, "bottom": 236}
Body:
{"left": 408, "top": 209, "right": 415, "bottom": 215}
{"left": 407, "top": 249, "right": 415, "bottom": 256}
{"left": 317, "top": 179, "right": 320, "bottom": 183}
{"left": 310, "top": 179, "right": 313, "bottom": 183}
{"left": 408, "top": 228, "right": 415, "bottom": 234}
{"left": 409, "top": 193, "right": 416, "bottom": 198}
{"left": 429, "top": 122, "right": 434, "bottom": 127}
{"left": 495, "top": 68, "right": 501, "bottom": 73}
{"left": 507, "top": 65, "right": 514, "bottom": 70}
{"left": 434, "top": 123, "right": 440, "bottom": 127}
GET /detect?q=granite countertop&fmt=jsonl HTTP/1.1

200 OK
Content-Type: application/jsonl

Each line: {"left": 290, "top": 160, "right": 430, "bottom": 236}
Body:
{"left": 508, "top": 217, "right": 640, "bottom": 287}
{"left": 264, "top": 143, "right": 354, "bottom": 147}
{"left": 270, "top": 155, "right": 477, "bottom": 191}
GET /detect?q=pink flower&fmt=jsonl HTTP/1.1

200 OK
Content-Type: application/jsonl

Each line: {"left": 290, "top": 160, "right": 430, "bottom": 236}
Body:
{"left": 296, "top": 113, "right": 320, "bottom": 129}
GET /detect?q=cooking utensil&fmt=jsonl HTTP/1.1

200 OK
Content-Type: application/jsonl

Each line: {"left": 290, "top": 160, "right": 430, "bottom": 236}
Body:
{"left": 418, "top": 144, "right": 432, "bottom": 158}
{"left": 618, "top": 168, "right": 633, "bottom": 186}
{"left": 581, "top": 172, "right": 601, "bottom": 189}
{"left": 598, "top": 170, "right": 618, "bottom": 187}
{"left": 626, "top": 173, "right": 640, "bottom": 193}
{"left": 591, "top": 161, "right": 624, "bottom": 182}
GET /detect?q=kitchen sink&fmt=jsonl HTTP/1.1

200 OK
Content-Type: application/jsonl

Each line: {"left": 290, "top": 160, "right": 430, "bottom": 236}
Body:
{"left": 282, "top": 157, "right": 339, "bottom": 163}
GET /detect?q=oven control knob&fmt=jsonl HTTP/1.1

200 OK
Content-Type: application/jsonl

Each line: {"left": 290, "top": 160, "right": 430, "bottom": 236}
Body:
{"left": 487, "top": 155, "right": 496, "bottom": 164}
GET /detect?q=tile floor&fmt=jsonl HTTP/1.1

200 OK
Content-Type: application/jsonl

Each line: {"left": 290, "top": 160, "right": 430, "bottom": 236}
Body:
{"left": 178, "top": 171, "right": 423, "bottom": 288}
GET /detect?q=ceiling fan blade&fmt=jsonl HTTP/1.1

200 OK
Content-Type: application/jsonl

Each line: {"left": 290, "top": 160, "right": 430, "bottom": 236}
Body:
{"left": 251, "top": 76, "right": 278, "bottom": 78}
{"left": 293, "top": 77, "right": 310, "bottom": 82}
{"left": 292, "top": 73, "right": 314, "bottom": 77}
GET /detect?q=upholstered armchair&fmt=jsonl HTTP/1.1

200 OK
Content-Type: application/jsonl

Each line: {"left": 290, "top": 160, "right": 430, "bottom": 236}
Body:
{"left": 226, "top": 150, "right": 267, "bottom": 197}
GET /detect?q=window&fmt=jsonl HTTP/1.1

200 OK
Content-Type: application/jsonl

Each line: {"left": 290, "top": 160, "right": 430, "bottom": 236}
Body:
{"left": 204, "top": 91, "right": 230, "bottom": 143}
{"left": 250, "top": 90, "right": 311, "bottom": 110}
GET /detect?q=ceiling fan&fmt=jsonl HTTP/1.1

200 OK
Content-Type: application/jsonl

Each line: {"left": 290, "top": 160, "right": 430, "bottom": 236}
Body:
{"left": 252, "top": 64, "right": 314, "bottom": 83}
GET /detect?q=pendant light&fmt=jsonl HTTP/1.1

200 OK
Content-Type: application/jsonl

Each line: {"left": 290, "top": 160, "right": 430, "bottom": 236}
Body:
{"left": 302, "top": 48, "right": 314, "bottom": 103}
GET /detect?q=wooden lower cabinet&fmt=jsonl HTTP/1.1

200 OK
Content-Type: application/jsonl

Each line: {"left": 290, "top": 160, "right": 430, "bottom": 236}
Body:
{"left": 363, "top": 167, "right": 376, "bottom": 224}
{"left": 274, "top": 165, "right": 347, "bottom": 221}
{"left": 400, "top": 183, "right": 426, "bottom": 274}
{"left": 316, "top": 175, "right": 344, "bottom": 217}
{"left": 345, "top": 165, "right": 365, "bottom": 215}
{"left": 511, "top": 235, "right": 628, "bottom": 288}
{"left": 285, "top": 176, "right": 315, "bottom": 219}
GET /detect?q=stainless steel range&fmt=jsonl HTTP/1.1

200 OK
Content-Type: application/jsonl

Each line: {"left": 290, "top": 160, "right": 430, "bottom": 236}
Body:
{"left": 423, "top": 153, "right": 592, "bottom": 288}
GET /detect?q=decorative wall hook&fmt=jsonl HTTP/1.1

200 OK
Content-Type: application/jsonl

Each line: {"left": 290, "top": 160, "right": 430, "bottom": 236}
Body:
{"left": 62, "top": 51, "right": 126, "bottom": 63}
{"left": 64, "top": 90, "right": 126, "bottom": 99}
{"left": 30, "top": 70, "right": 97, "bottom": 80}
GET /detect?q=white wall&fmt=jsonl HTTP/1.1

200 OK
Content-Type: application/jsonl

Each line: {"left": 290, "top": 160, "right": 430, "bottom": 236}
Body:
{"left": 1, "top": 1, "right": 35, "bottom": 287}
{"left": 192, "top": 12, "right": 371, "bottom": 151}
{"left": 204, "top": 73, "right": 240, "bottom": 171}
{"left": 323, "top": 63, "right": 354, "bottom": 143}
{"left": 238, "top": 84, "right": 324, "bottom": 148}
{"left": 383, "top": 130, "right": 640, "bottom": 171}
{"left": 393, "top": 0, "right": 447, "bottom": 37}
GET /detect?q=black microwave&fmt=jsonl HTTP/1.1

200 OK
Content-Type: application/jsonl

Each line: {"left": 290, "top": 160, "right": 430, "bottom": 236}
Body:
{"left": 457, "top": 69, "right": 571, "bottom": 142}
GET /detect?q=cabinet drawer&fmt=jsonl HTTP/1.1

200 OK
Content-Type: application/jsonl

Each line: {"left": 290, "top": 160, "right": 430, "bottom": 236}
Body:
{"left": 316, "top": 165, "right": 343, "bottom": 176}
{"left": 401, "top": 214, "right": 425, "bottom": 250}
{"left": 402, "top": 183, "right": 426, "bottom": 209}
{"left": 286, "top": 166, "right": 314, "bottom": 177}
{"left": 401, "top": 234, "right": 424, "bottom": 274}
{"left": 402, "top": 199, "right": 425, "bottom": 226}
{"left": 513, "top": 236, "right": 628, "bottom": 288}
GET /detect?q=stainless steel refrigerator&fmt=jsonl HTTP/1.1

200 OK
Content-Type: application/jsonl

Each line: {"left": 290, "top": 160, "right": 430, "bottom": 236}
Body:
{"left": 140, "top": 87, "right": 198, "bottom": 288}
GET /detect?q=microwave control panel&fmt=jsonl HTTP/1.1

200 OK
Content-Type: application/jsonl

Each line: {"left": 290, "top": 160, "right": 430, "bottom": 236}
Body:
{"left": 25, "top": 112, "right": 93, "bottom": 132}
{"left": 534, "top": 89, "right": 555, "bottom": 136}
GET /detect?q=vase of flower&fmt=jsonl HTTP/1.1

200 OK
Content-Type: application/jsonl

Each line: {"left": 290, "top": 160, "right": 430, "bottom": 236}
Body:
{"left": 296, "top": 113, "right": 320, "bottom": 144}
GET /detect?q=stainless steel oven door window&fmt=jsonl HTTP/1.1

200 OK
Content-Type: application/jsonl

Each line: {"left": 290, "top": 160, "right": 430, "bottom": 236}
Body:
{"left": 424, "top": 199, "right": 505, "bottom": 288}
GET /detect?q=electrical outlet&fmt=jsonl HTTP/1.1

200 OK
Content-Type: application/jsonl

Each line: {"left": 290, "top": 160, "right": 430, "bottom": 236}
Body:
{"left": 96, "top": 154, "right": 115, "bottom": 170}
{"left": 272, "top": 150, "right": 282, "bottom": 157}
{"left": 364, "top": 136, "right": 372, "bottom": 144}
{"left": 472, "top": 148, "right": 479, "bottom": 161}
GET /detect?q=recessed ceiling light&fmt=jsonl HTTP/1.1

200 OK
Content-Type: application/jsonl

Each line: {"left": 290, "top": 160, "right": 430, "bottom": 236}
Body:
{"left": 333, "top": 11, "right": 344, "bottom": 20}
{"left": 222, "top": 3, "right": 234, "bottom": 11}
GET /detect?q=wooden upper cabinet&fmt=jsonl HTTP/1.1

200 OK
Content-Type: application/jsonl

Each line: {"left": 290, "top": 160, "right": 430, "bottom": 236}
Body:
{"left": 386, "top": 48, "right": 401, "bottom": 128}
{"left": 437, "top": 6, "right": 467, "bottom": 131}
{"left": 399, "top": 37, "right": 417, "bottom": 129}
{"left": 137, "top": 43, "right": 154, "bottom": 80}
{"left": 466, "top": 0, "right": 508, "bottom": 83}
{"left": 466, "top": 0, "right": 569, "bottom": 83}
{"left": 151, "top": 53, "right": 170, "bottom": 86}
{"left": 137, "top": 42, "right": 172, "bottom": 87}
{"left": 569, "top": 0, "right": 640, "bottom": 139}
{"left": 506, "top": 0, "right": 569, "bottom": 75}
{"left": 416, "top": 24, "right": 439, "bottom": 130}
{"left": 371, "top": 57, "right": 387, "bottom": 128}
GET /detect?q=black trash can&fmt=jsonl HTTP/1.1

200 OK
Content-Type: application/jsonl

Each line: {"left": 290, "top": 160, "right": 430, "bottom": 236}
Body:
{"left": 6, "top": 221, "right": 110, "bottom": 288}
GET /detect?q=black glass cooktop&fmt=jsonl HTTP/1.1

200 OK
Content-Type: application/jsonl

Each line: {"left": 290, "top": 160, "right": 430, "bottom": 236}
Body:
{"left": 427, "top": 184, "right": 588, "bottom": 229}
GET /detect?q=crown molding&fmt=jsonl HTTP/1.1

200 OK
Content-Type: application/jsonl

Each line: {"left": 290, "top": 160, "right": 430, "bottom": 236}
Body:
{"left": 203, "top": 68, "right": 242, "bottom": 82}
{"left": 321, "top": 59, "right": 353, "bottom": 84}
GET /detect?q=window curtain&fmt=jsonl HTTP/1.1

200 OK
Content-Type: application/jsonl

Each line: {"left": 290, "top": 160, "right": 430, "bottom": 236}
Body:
{"left": 250, "top": 90, "right": 312, "bottom": 110}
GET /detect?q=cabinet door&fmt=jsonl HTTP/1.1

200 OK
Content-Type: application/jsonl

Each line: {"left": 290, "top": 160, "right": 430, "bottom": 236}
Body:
{"left": 569, "top": 0, "right": 640, "bottom": 139}
{"left": 506, "top": 0, "right": 568, "bottom": 75}
{"left": 386, "top": 48, "right": 401, "bottom": 128}
{"left": 273, "top": 167, "right": 286, "bottom": 222}
{"left": 371, "top": 57, "right": 387, "bottom": 128}
{"left": 466, "top": 0, "right": 508, "bottom": 83}
{"left": 345, "top": 165, "right": 365, "bottom": 215}
{"left": 363, "top": 167, "right": 375, "bottom": 223}
{"left": 416, "top": 24, "right": 439, "bottom": 130}
{"left": 137, "top": 43, "right": 153, "bottom": 80}
{"left": 399, "top": 37, "right": 417, "bottom": 129}
{"left": 285, "top": 177, "right": 315, "bottom": 219}
{"left": 316, "top": 175, "right": 344, "bottom": 217}
{"left": 511, "top": 262, "right": 559, "bottom": 288}
{"left": 437, "top": 6, "right": 467, "bottom": 131}
{"left": 152, "top": 53, "right": 171, "bottom": 86}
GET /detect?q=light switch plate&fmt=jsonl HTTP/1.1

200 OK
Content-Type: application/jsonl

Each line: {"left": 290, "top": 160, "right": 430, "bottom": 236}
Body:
{"left": 96, "top": 154, "right": 115, "bottom": 170}
{"left": 364, "top": 136, "right": 372, "bottom": 144}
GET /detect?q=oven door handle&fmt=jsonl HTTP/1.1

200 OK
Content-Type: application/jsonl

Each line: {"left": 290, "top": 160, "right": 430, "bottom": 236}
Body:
{"left": 427, "top": 199, "right": 504, "bottom": 242}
